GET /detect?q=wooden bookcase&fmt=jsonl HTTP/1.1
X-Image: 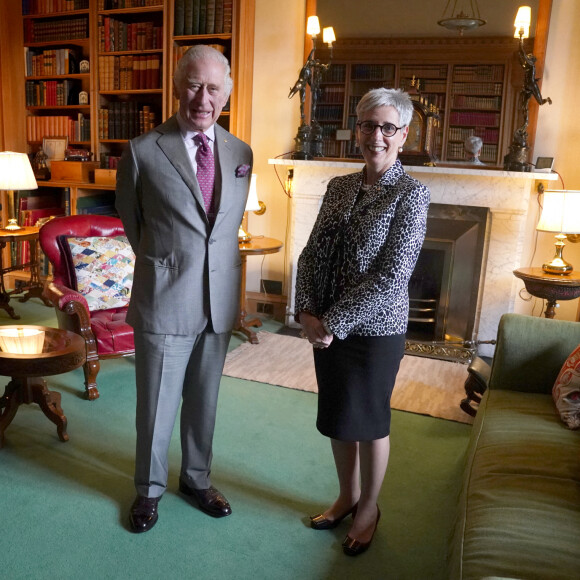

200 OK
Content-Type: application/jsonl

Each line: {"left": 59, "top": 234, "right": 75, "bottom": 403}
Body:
{"left": 0, "top": 0, "right": 254, "bottom": 287}
{"left": 315, "top": 37, "right": 521, "bottom": 167}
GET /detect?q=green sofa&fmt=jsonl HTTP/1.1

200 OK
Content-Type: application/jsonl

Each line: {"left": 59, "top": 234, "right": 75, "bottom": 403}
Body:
{"left": 450, "top": 313, "right": 580, "bottom": 580}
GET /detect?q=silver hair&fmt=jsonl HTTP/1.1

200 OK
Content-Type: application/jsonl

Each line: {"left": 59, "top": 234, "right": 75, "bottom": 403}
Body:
{"left": 174, "top": 45, "right": 233, "bottom": 96}
{"left": 356, "top": 88, "right": 413, "bottom": 127}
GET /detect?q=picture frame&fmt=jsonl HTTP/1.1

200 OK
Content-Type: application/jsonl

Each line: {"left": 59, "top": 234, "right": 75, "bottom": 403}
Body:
{"left": 42, "top": 136, "right": 68, "bottom": 169}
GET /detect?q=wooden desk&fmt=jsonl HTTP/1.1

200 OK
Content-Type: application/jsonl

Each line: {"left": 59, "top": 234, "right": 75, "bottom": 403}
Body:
{"left": 513, "top": 267, "right": 580, "bottom": 319}
{"left": 0, "top": 226, "right": 50, "bottom": 319}
{"left": 0, "top": 326, "right": 86, "bottom": 447}
{"left": 236, "top": 237, "right": 283, "bottom": 344}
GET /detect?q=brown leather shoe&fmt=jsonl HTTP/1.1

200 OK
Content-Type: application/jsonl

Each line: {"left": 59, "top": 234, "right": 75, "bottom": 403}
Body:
{"left": 342, "top": 506, "right": 381, "bottom": 556}
{"left": 179, "top": 481, "right": 232, "bottom": 518}
{"left": 129, "top": 495, "right": 160, "bottom": 533}
{"left": 310, "top": 503, "right": 358, "bottom": 530}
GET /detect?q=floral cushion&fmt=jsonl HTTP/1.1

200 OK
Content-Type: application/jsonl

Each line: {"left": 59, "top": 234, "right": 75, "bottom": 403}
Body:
{"left": 67, "top": 236, "right": 134, "bottom": 311}
{"left": 552, "top": 344, "right": 580, "bottom": 430}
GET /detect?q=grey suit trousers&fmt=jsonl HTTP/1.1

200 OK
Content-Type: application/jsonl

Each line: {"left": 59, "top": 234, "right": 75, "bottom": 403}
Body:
{"left": 133, "top": 329, "right": 230, "bottom": 498}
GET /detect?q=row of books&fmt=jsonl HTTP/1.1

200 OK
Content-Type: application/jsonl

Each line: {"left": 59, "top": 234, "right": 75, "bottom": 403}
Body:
{"left": 98, "top": 17, "right": 163, "bottom": 52}
{"left": 76, "top": 193, "right": 117, "bottom": 216}
{"left": 453, "top": 65, "right": 504, "bottom": 83}
{"left": 23, "top": 17, "right": 88, "bottom": 43}
{"left": 401, "top": 65, "right": 448, "bottom": 79}
{"left": 320, "top": 86, "right": 345, "bottom": 104}
{"left": 26, "top": 113, "right": 90, "bottom": 143}
{"left": 452, "top": 95, "right": 502, "bottom": 111}
{"left": 174, "top": 0, "right": 233, "bottom": 36}
{"left": 100, "top": 154, "right": 122, "bottom": 169}
{"left": 316, "top": 105, "right": 343, "bottom": 121}
{"left": 452, "top": 82, "right": 503, "bottom": 96}
{"left": 449, "top": 111, "right": 500, "bottom": 127}
{"left": 98, "top": 103, "right": 156, "bottom": 140}
{"left": 25, "top": 79, "right": 81, "bottom": 107}
{"left": 447, "top": 126, "right": 499, "bottom": 144}
{"left": 322, "top": 64, "right": 346, "bottom": 84}
{"left": 24, "top": 48, "right": 80, "bottom": 77}
{"left": 22, "top": 0, "right": 89, "bottom": 15}
{"left": 351, "top": 64, "right": 394, "bottom": 81}
{"left": 98, "top": 0, "right": 163, "bottom": 8}
{"left": 447, "top": 142, "right": 498, "bottom": 162}
{"left": 98, "top": 55, "right": 161, "bottom": 90}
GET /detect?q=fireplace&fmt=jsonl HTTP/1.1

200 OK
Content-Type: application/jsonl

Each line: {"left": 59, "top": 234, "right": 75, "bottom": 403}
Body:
{"left": 406, "top": 204, "right": 490, "bottom": 360}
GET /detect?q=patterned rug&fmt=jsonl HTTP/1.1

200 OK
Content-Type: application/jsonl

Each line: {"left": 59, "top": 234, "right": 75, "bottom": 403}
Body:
{"left": 224, "top": 331, "right": 474, "bottom": 424}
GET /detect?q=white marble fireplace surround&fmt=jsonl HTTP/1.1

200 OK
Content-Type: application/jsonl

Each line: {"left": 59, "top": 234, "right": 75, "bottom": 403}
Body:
{"left": 270, "top": 159, "right": 557, "bottom": 357}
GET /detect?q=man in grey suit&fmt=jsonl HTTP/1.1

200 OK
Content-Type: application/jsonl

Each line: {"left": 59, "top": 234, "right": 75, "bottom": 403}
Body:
{"left": 116, "top": 45, "right": 253, "bottom": 533}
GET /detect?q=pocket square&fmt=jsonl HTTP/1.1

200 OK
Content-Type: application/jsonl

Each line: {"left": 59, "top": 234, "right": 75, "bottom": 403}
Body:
{"left": 235, "top": 164, "right": 251, "bottom": 178}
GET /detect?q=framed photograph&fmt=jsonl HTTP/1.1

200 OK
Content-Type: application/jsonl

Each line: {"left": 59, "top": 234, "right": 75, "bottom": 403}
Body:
{"left": 43, "top": 136, "right": 68, "bottom": 168}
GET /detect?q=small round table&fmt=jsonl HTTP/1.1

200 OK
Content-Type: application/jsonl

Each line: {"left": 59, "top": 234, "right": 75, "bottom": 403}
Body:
{"left": 237, "top": 237, "right": 283, "bottom": 344}
{"left": 0, "top": 326, "right": 86, "bottom": 448}
{"left": 513, "top": 267, "right": 580, "bottom": 318}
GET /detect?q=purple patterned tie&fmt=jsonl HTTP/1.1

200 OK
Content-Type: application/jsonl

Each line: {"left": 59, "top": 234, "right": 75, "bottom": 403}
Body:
{"left": 194, "top": 133, "right": 215, "bottom": 214}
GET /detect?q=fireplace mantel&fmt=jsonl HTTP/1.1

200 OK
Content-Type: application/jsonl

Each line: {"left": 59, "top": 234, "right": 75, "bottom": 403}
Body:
{"left": 270, "top": 159, "right": 558, "bottom": 357}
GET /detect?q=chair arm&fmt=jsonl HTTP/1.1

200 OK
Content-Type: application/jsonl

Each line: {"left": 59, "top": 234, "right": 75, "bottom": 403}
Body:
{"left": 43, "top": 282, "right": 90, "bottom": 315}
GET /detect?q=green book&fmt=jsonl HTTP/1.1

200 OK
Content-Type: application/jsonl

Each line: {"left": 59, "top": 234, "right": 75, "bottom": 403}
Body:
{"left": 174, "top": 0, "right": 185, "bottom": 36}
{"left": 184, "top": 0, "right": 194, "bottom": 36}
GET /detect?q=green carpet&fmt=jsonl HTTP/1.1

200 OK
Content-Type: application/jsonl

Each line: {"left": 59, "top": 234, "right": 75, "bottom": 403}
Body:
{"left": 1, "top": 298, "right": 471, "bottom": 580}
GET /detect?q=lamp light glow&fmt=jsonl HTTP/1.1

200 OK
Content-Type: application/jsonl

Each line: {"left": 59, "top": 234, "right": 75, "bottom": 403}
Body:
{"left": 0, "top": 327, "right": 45, "bottom": 354}
{"left": 0, "top": 151, "right": 38, "bottom": 230}
{"left": 322, "top": 27, "right": 335, "bottom": 47}
{"left": 514, "top": 6, "right": 531, "bottom": 38}
{"left": 536, "top": 190, "right": 580, "bottom": 274}
{"left": 239, "top": 174, "right": 266, "bottom": 243}
{"left": 306, "top": 16, "right": 320, "bottom": 37}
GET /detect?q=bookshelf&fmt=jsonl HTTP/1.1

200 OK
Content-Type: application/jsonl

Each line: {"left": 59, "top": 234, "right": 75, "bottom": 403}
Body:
{"left": 314, "top": 37, "right": 520, "bottom": 167}
{"left": 0, "top": 0, "right": 254, "bottom": 287}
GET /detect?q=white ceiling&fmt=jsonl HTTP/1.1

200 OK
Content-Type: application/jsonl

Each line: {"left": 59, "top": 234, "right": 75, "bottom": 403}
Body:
{"left": 317, "top": 0, "right": 540, "bottom": 38}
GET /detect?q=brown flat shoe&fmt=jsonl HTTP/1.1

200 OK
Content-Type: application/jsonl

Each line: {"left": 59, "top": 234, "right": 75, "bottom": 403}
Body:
{"left": 342, "top": 506, "right": 381, "bottom": 556}
{"left": 310, "top": 503, "right": 358, "bottom": 530}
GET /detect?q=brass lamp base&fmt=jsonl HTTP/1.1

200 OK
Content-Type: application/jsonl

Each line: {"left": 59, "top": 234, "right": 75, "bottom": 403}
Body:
{"left": 542, "top": 234, "right": 573, "bottom": 275}
{"left": 238, "top": 226, "right": 252, "bottom": 243}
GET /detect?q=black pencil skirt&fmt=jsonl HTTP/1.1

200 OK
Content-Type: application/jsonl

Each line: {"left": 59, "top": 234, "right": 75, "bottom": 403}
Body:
{"left": 313, "top": 333, "right": 406, "bottom": 441}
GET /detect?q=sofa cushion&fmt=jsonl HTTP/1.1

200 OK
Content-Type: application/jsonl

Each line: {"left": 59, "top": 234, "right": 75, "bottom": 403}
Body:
{"left": 552, "top": 344, "right": 580, "bottom": 430}
{"left": 67, "top": 236, "right": 134, "bottom": 311}
{"left": 451, "top": 389, "right": 580, "bottom": 580}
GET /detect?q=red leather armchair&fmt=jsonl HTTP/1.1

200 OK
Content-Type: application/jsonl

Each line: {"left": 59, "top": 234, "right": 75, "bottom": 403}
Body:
{"left": 39, "top": 215, "right": 135, "bottom": 400}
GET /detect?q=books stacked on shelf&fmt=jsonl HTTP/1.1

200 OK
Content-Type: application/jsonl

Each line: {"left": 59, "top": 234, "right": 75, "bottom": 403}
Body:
{"left": 98, "top": 102, "right": 156, "bottom": 140}
{"left": 452, "top": 82, "right": 503, "bottom": 96}
{"left": 23, "top": 17, "right": 88, "bottom": 43}
{"left": 452, "top": 95, "right": 501, "bottom": 110}
{"left": 100, "top": 154, "right": 122, "bottom": 169}
{"left": 98, "top": 17, "right": 163, "bottom": 52}
{"left": 321, "top": 86, "right": 345, "bottom": 104}
{"left": 98, "top": 54, "right": 161, "bottom": 90}
{"left": 317, "top": 105, "right": 342, "bottom": 121}
{"left": 22, "top": 0, "right": 89, "bottom": 15}
{"left": 323, "top": 64, "right": 346, "bottom": 83}
{"left": 174, "top": 0, "right": 233, "bottom": 36}
{"left": 99, "top": 0, "right": 163, "bottom": 9}
{"left": 76, "top": 193, "right": 117, "bottom": 217}
{"left": 351, "top": 64, "right": 393, "bottom": 81}
{"left": 454, "top": 65, "right": 503, "bottom": 82}
{"left": 26, "top": 114, "right": 89, "bottom": 143}
{"left": 25, "top": 79, "right": 81, "bottom": 106}
{"left": 24, "top": 48, "right": 79, "bottom": 76}
{"left": 448, "top": 126, "right": 499, "bottom": 144}
{"left": 449, "top": 111, "right": 500, "bottom": 127}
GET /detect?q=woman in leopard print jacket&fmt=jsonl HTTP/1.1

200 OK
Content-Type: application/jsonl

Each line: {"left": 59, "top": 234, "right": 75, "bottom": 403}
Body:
{"left": 295, "top": 88, "right": 430, "bottom": 556}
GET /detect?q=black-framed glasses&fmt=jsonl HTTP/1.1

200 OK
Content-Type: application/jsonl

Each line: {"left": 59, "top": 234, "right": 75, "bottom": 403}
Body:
{"left": 357, "top": 121, "right": 404, "bottom": 137}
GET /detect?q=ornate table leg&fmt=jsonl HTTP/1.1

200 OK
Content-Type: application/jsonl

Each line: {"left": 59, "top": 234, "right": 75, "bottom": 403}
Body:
{"left": 234, "top": 253, "right": 262, "bottom": 344}
{"left": 0, "top": 241, "right": 20, "bottom": 319}
{"left": 0, "top": 380, "right": 21, "bottom": 448}
{"left": 18, "top": 236, "right": 51, "bottom": 306}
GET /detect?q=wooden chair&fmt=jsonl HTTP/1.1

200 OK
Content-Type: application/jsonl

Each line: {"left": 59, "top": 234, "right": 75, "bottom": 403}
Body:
{"left": 39, "top": 215, "right": 135, "bottom": 400}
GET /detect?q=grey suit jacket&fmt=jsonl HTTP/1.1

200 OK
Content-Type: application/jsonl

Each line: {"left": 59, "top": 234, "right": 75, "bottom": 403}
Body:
{"left": 115, "top": 115, "right": 253, "bottom": 335}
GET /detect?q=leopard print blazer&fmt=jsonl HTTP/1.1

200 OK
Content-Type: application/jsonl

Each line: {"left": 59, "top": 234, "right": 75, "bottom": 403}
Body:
{"left": 295, "top": 160, "right": 430, "bottom": 340}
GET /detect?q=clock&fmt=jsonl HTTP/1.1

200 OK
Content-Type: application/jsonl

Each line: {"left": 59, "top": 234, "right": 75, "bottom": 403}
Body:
{"left": 399, "top": 100, "right": 438, "bottom": 166}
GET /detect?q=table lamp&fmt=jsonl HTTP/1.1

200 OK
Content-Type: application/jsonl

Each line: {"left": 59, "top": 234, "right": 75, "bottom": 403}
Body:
{"left": 238, "top": 174, "right": 266, "bottom": 243}
{"left": 536, "top": 190, "right": 580, "bottom": 274}
{"left": 0, "top": 151, "right": 38, "bottom": 231}
{"left": 0, "top": 327, "right": 45, "bottom": 354}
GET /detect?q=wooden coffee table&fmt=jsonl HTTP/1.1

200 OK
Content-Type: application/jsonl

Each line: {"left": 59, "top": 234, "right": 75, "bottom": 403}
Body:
{"left": 0, "top": 325, "right": 86, "bottom": 448}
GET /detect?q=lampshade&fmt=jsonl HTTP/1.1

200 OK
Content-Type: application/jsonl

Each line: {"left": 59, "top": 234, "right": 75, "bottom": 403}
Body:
{"left": 0, "top": 151, "right": 38, "bottom": 190}
{"left": 307, "top": 16, "right": 320, "bottom": 36}
{"left": 323, "top": 27, "right": 336, "bottom": 46}
{"left": 537, "top": 190, "right": 580, "bottom": 234}
{"left": 514, "top": 6, "right": 532, "bottom": 39}
{"left": 245, "top": 174, "right": 261, "bottom": 212}
{"left": 0, "top": 327, "right": 45, "bottom": 354}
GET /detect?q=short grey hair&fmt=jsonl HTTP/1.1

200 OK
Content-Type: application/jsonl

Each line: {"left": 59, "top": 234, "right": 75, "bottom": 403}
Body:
{"left": 174, "top": 45, "right": 233, "bottom": 97}
{"left": 356, "top": 88, "right": 414, "bottom": 127}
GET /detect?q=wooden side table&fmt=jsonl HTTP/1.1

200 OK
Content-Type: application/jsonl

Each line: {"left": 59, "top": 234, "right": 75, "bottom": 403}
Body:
{"left": 513, "top": 267, "right": 580, "bottom": 318}
{"left": 236, "top": 237, "right": 283, "bottom": 344}
{"left": 0, "top": 226, "right": 50, "bottom": 319}
{"left": 0, "top": 326, "right": 86, "bottom": 448}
